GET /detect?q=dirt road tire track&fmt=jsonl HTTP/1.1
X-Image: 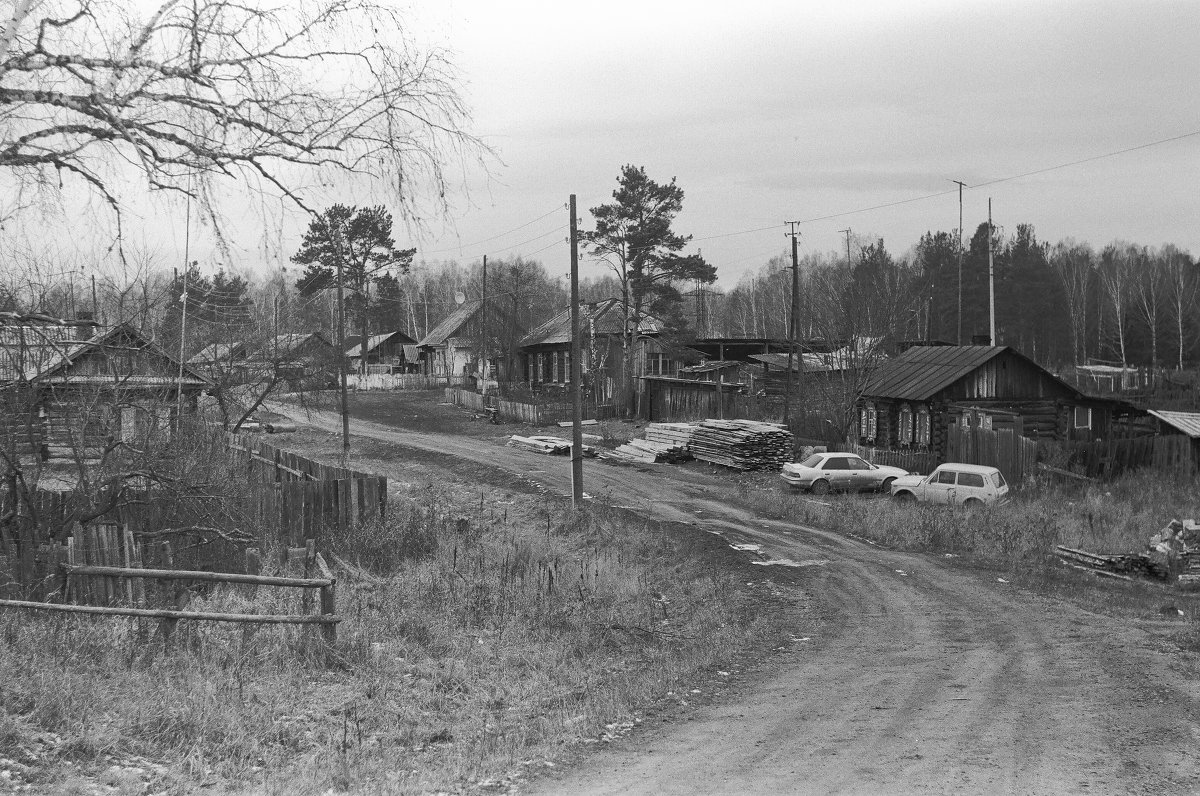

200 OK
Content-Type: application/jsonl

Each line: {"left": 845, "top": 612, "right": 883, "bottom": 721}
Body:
{"left": 288, "top": 407, "right": 1200, "bottom": 795}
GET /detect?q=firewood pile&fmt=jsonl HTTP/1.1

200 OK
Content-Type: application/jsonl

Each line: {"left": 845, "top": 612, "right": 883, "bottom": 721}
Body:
{"left": 689, "top": 419, "right": 795, "bottom": 471}
{"left": 1056, "top": 518, "right": 1200, "bottom": 585}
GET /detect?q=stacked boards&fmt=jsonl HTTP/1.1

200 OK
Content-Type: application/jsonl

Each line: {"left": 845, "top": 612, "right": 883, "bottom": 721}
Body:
{"left": 603, "top": 422, "right": 696, "bottom": 465}
{"left": 689, "top": 419, "right": 794, "bottom": 471}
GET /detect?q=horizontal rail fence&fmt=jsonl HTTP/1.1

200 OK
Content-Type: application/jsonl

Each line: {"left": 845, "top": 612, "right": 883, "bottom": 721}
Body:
{"left": 444, "top": 388, "right": 599, "bottom": 425}
{"left": 227, "top": 434, "right": 387, "bottom": 547}
{"left": 0, "top": 530, "right": 338, "bottom": 643}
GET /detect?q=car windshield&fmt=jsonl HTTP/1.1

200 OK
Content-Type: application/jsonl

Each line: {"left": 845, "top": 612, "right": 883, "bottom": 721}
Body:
{"left": 799, "top": 454, "right": 824, "bottom": 468}
{"left": 991, "top": 472, "right": 1007, "bottom": 488}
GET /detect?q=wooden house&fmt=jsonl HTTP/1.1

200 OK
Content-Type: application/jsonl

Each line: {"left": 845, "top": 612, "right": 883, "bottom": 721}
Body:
{"left": 345, "top": 331, "right": 418, "bottom": 373}
{"left": 856, "top": 345, "right": 1141, "bottom": 457}
{"left": 0, "top": 320, "right": 212, "bottom": 462}
{"left": 518, "top": 298, "right": 667, "bottom": 399}
{"left": 417, "top": 299, "right": 521, "bottom": 382}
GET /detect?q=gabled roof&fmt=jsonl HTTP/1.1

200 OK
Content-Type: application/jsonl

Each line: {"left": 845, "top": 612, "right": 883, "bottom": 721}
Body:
{"left": 346, "top": 331, "right": 417, "bottom": 357}
{"left": 188, "top": 341, "right": 247, "bottom": 364}
{"left": 418, "top": 299, "right": 483, "bottom": 348}
{"left": 1, "top": 323, "right": 211, "bottom": 388}
{"left": 520, "top": 299, "right": 664, "bottom": 348}
{"left": 1149, "top": 410, "right": 1200, "bottom": 438}
{"left": 749, "top": 352, "right": 841, "bottom": 373}
{"left": 862, "top": 345, "right": 1013, "bottom": 401}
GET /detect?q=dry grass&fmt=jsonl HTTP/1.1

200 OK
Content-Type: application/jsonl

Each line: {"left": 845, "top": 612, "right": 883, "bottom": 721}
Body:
{"left": 0, "top": 486, "right": 793, "bottom": 793}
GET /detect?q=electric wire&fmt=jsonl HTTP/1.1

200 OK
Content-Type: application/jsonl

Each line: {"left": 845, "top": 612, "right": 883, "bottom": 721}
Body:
{"left": 421, "top": 204, "right": 565, "bottom": 255}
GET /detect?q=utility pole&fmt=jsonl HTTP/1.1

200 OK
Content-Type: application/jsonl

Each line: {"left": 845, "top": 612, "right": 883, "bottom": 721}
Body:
{"left": 333, "top": 223, "right": 351, "bottom": 463}
{"left": 952, "top": 180, "right": 966, "bottom": 345}
{"left": 839, "top": 228, "right": 853, "bottom": 268}
{"left": 90, "top": 274, "right": 98, "bottom": 322}
{"left": 175, "top": 267, "right": 188, "bottom": 431}
{"left": 783, "top": 222, "right": 801, "bottom": 426}
{"left": 569, "top": 195, "right": 584, "bottom": 507}
{"left": 480, "top": 253, "right": 488, "bottom": 391}
{"left": 988, "top": 197, "right": 996, "bottom": 346}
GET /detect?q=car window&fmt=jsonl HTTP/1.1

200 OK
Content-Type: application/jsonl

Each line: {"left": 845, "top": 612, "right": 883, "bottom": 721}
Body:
{"left": 822, "top": 457, "right": 848, "bottom": 471}
{"left": 990, "top": 472, "right": 1007, "bottom": 488}
{"left": 799, "top": 454, "right": 824, "bottom": 468}
{"left": 957, "top": 472, "right": 986, "bottom": 488}
{"left": 935, "top": 470, "right": 958, "bottom": 485}
{"left": 847, "top": 458, "right": 870, "bottom": 469}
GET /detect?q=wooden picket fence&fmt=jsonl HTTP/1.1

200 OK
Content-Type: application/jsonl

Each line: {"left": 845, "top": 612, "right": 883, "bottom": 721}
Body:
{"left": 1056, "top": 434, "right": 1194, "bottom": 480}
{"left": 845, "top": 444, "right": 940, "bottom": 476}
{"left": 349, "top": 373, "right": 464, "bottom": 391}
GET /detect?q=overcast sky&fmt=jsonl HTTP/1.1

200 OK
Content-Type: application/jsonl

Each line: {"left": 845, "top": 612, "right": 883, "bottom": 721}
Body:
{"left": 390, "top": 0, "right": 1200, "bottom": 287}
{"left": 10, "top": 0, "right": 1197, "bottom": 292}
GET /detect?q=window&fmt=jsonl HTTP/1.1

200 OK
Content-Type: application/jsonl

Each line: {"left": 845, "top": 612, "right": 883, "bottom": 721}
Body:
{"left": 847, "top": 458, "right": 870, "bottom": 469}
{"left": 822, "top": 457, "right": 849, "bottom": 470}
{"left": 916, "top": 407, "right": 930, "bottom": 446}
{"left": 799, "top": 454, "right": 824, "bottom": 468}
{"left": 861, "top": 403, "right": 878, "bottom": 442}
{"left": 1074, "top": 406, "right": 1092, "bottom": 429}
{"left": 957, "top": 472, "right": 986, "bottom": 488}
{"left": 899, "top": 405, "right": 913, "bottom": 445}
{"left": 646, "top": 353, "right": 675, "bottom": 377}
{"left": 935, "top": 470, "right": 958, "bottom": 485}
{"left": 990, "top": 472, "right": 1007, "bottom": 488}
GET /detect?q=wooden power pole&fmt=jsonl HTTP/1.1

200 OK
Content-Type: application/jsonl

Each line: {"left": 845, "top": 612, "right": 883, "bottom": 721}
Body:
{"left": 783, "top": 222, "right": 801, "bottom": 426}
{"left": 569, "top": 195, "right": 584, "bottom": 506}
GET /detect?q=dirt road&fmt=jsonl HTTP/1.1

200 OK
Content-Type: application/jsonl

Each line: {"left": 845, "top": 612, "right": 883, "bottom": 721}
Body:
{"left": 290, "top": 405, "right": 1200, "bottom": 795}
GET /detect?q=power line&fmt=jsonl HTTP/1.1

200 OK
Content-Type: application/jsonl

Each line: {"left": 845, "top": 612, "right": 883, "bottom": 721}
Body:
{"left": 422, "top": 204, "right": 565, "bottom": 255}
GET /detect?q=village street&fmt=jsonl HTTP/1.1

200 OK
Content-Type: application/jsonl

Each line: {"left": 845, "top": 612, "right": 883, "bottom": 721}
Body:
{"left": 283, "top": 399, "right": 1200, "bottom": 795}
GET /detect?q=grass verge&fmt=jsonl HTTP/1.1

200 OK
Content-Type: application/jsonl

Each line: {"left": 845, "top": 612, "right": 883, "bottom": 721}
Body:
{"left": 0, "top": 485, "right": 797, "bottom": 794}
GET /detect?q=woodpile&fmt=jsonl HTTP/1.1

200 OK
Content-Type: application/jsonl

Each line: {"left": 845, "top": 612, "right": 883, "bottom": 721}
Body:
{"left": 689, "top": 419, "right": 795, "bottom": 471}
{"left": 644, "top": 422, "right": 698, "bottom": 449}
{"left": 604, "top": 438, "right": 691, "bottom": 465}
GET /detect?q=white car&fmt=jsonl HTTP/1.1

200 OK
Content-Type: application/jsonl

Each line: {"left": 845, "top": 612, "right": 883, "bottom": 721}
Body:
{"left": 780, "top": 452, "right": 909, "bottom": 495}
{"left": 889, "top": 463, "right": 1009, "bottom": 507}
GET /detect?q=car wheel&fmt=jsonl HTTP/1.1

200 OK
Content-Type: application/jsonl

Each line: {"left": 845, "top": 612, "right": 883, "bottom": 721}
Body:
{"left": 963, "top": 497, "right": 984, "bottom": 511}
{"left": 810, "top": 479, "right": 831, "bottom": 496}
{"left": 894, "top": 491, "right": 915, "bottom": 503}
{"left": 880, "top": 477, "right": 896, "bottom": 492}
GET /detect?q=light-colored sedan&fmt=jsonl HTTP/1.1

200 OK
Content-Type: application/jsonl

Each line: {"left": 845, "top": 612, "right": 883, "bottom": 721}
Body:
{"left": 780, "top": 452, "right": 909, "bottom": 495}
{"left": 889, "top": 463, "right": 1009, "bottom": 508}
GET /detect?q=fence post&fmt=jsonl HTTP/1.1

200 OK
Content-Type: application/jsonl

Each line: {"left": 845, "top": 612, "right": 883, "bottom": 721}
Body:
{"left": 314, "top": 552, "right": 337, "bottom": 650}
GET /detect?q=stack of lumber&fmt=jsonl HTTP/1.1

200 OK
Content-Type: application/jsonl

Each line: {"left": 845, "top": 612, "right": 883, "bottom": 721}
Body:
{"left": 689, "top": 419, "right": 795, "bottom": 471}
{"left": 507, "top": 435, "right": 597, "bottom": 457}
{"left": 605, "top": 438, "right": 690, "bottom": 464}
{"left": 1054, "top": 545, "right": 1172, "bottom": 581}
{"left": 644, "top": 422, "right": 698, "bottom": 450}
{"left": 507, "top": 435, "right": 571, "bottom": 455}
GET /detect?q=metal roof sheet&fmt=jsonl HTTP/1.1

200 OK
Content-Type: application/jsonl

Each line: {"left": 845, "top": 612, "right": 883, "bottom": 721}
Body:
{"left": 862, "top": 345, "right": 1008, "bottom": 401}
{"left": 519, "top": 299, "right": 663, "bottom": 347}
{"left": 418, "top": 299, "right": 483, "bottom": 347}
{"left": 1148, "top": 410, "right": 1200, "bottom": 438}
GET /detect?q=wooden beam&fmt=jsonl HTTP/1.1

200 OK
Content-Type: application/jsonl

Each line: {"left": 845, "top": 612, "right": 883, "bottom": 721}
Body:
{"left": 64, "top": 565, "right": 331, "bottom": 588}
{"left": 0, "top": 599, "right": 340, "bottom": 624}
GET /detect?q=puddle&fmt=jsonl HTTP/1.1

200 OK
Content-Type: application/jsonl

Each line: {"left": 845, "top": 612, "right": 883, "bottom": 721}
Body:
{"left": 751, "top": 558, "right": 830, "bottom": 568}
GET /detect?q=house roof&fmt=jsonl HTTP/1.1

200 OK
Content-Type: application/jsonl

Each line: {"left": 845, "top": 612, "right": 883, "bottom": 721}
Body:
{"left": 520, "top": 299, "right": 664, "bottom": 348}
{"left": 680, "top": 360, "right": 741, "bottom": 374}
{"left": 1148, "top": 410, "right": 1200, "bottom": 438}
{"left": 188, "top": 341, "right": 246, "bottom": 364}
{"left": 861, "top": 345, "right": 1012, "bottom": 401}
{"left": 346, "top": 331, "right": 417, "bottom": 357}
{"left": 749, "top": 352, "right": 845, "bottom": 373}
{"left": 418, "top": 299, "right": 483, "bottom": 347}
{"left": 0, "top": 323, "right": 211, "bottom": 388}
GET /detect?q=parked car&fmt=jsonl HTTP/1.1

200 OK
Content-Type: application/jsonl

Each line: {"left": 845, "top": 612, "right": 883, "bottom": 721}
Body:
{"left": 780, "top": 452, "right": 909, "bottom": 495}
{"left": 889, "top": 463, "right": 1009, "bottom": 507}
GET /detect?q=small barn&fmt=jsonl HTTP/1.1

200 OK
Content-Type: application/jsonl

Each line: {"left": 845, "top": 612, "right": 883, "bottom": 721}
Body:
{"left": 856, "top": 345, "right": 1140, "bottom": 456}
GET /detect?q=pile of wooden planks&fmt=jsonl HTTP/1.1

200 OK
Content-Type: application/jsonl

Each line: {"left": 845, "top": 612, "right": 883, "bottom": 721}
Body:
{"left": 507, "top": 435, "right": 596, "bottom": 457}
{"left": 689, "top": 419, "right": 795, "bottom": 471}
{"left": 644, "top": 422, "right": 698, "bottom": 449}
{"left": 604, "top": 438, "right": 691, "bottom": 464}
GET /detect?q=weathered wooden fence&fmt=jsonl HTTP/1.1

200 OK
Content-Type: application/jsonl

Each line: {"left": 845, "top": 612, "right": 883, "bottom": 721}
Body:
{"left": 846, "top": 444, "right": 940, "bottom": 476}
{"left": 1055, "top": 434, "right": 1193, "bottom": 480}
{"left": 444, "top": 388, "right": 600, "bottom": 425}
{"left": 349, "top": 373, "right": 464, "bottom": 391}
{"left": 945, "top": 425, "right": 1039, "bottom": 485}
{"left": 227, "top": 435, "right": 387, "bottom": 546}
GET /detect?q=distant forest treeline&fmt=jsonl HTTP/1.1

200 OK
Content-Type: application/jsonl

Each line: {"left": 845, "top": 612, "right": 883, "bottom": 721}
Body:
{"left": 1, "top": 222, "right": 1195, "bottom": 370}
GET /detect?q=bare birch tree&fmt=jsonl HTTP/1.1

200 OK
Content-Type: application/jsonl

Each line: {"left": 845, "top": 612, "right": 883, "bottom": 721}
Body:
{"left": 1050, "top": 241, "right": 1093, "bottom": 366}
{"left": 0, "top": 0, "right": 487, "bottom": 246}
